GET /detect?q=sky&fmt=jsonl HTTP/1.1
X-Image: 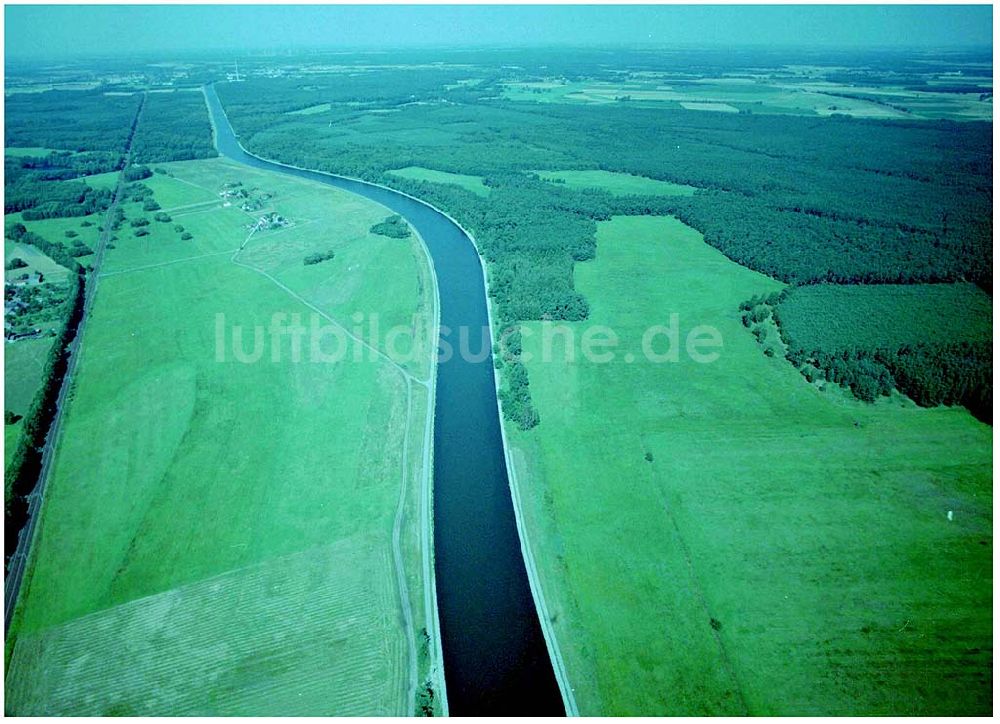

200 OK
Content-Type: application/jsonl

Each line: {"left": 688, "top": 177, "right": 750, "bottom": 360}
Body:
{"left": 4, "top": 4, "right": 993, "bottom": 59}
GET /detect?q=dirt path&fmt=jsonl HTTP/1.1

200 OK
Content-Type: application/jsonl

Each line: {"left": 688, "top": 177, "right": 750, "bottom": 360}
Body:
{"left": 99, "top": 249, "right": 238, "bottom": 278}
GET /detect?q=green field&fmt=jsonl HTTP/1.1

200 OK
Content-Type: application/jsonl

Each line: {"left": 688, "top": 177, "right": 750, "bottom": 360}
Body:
{"left": 4, "top": 336, "right": 57, "bottom": 477}
{"left": 6, "top": 157, "right": 437, "bottom": 715}
{"left": 776, "top": 282, "right": 992, "bottom": 352}
{"left": 6, "top": 214, "right": 102, "bottom": 266}
{"left": 141, "top": 170, "right": 220, "bottom": 211}
{"left": 5, "top": 422, "right": 23, "bottom": 471}
{"left": 534, "top": 169, "right": 696, "bottom": 196}
{"left": 508, "top": 215, "right": 991, "bottom": 715}
{"left": 387, "top": 166, "right": 490, "bottom": 197}
{"left": 4, "top": 241, "right": 71, "bottom": 282}
{"left": 79, "top": 170, "right": 121, "bottom": 190}
{"left": 680, "top": 101, "right": 740, "bottom": 113}
{"left": 4, "top": 337, "right": 56, "bottom": 417}
{"left": 4, "top": 147, "right": 72, "bottom": 157}
{"left": 287, "top": 102, "right": 333, "bottom": 115}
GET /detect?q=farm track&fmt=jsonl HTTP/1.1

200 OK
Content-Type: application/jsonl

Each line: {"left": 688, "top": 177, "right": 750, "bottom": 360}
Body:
{"left": 99, "top": 249, "right": 239, "bottom": 278}
{"left": 163, "top": 199, "right": 219, "bottom": 214}
{"left": 4, "top": 93, "right": 147, "bottom": 634}
{"left": 232, "top": 231, "right": 430, "bottom": 388}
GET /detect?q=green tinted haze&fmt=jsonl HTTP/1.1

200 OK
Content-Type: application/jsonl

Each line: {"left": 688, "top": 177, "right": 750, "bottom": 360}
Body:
{"left": 5, "top": 5, "right": 992, "bottom": 59}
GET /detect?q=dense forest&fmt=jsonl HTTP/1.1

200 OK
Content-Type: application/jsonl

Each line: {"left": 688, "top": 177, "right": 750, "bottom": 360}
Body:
{"left": 4, "top": 89, "right": 142, "bottom": 219}
{"left": 774, "top": 283, "right": 992, "bottom": 351}
{"left": 131, "top": 90, "right": 217, "bottom": 163}
{"left": 6, "top": 88, "right": 215, "bottom": 221}
{"left": 369, "top": 214, "right": 411, "bottom": 239}
{"left": 216, "top": 72, "right": 991, "bottom": 426}
{"left": 6, "top": 150, "right": 121, "bottom": 181}
{"left": 216, "top": 75, "right": 992, "bottom": 288}
{"left": 5, "top": 90, "right": 139, "bottom": 155}
{"left": 5, "top": 172, "right": 114, "bottom": 219}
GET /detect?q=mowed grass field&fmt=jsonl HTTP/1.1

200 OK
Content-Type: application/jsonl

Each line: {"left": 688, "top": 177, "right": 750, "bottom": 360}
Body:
{"left": 507, "top": 215, "right": 991, "bottom": 715}
{"left": 4, "top": 337, "right": 56, "bottom": 473}
{"left": 6, "top": 157, "right": 436, "bottom": 715}
{"left": 4, "top": 337, "right": 56, "bottom": 417}
{"left": 388, "top": 165, "right": 490, "bottom": 197}
{"left": 534, "top": 169, "right": 697, "bottom": 196}
{"left": 287, "top": 102, "right": 333, "bottom": 116}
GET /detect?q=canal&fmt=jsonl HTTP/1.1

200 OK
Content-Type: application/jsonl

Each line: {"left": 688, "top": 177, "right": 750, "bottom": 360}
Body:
{"left": 203, "top": 84, "right": 566, "bottom": 716}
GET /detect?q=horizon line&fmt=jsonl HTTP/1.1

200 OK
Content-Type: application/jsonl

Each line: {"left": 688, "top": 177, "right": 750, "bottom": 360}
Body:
{"left": 6, "top": 41, "right": 994, "bottom": 64}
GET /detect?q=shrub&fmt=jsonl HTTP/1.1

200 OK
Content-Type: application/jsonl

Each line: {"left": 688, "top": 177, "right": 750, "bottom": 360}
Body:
{"left": 304, "top": 249, "right": 336, "bottom": 265}
{"left": 498, "top": 360, "right": 540, "bottom": 429}
{"left": 370, "top": 214, "right": 411, "bottom": 239}
{"left": 124, "top": 165, "right": 152, "bottom": 182}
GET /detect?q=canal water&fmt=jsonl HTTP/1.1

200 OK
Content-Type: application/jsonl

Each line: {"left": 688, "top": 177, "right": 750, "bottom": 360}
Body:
{"left": 204, "top": 85, "right": 565, "bottom": 716}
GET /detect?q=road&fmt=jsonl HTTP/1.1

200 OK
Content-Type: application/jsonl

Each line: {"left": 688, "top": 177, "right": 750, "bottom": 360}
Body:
{"left": 4, "top": 94, "right": 147, "bottom": 633}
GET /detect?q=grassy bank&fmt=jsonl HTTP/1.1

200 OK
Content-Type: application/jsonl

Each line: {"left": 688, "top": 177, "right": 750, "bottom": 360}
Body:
{"left": 5, "top": 157, "right": 436, "bottom": 715}
{"left": 508, "top": 215, "right": 992, "bottom": 715}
